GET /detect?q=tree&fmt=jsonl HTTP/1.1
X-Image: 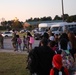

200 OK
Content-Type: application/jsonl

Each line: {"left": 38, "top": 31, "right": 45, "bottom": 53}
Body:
{"left": 46, "top": 16, "right": 52, "bottom": 21}
{"left": 33, "top": 18, "right": 39, "bottom": 21}
{"left": 26, "top": 17, "right": 33, "bottom": 22}
{"left": 53, "top": 15, "right": 62, "bottom": 20}
{"left": 66, "top": 16, "right": 73, "bottom": 22}
{"left": 1, "top": 21, "right": 7, "bottom": 27}
{"left": 11, "top": 20, "right": 23, "bottom": 30}
{"left": 61, "top": 14, "right": 69, "bottom": 21}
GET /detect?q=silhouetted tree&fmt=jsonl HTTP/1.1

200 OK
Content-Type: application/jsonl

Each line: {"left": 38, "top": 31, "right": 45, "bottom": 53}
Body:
{"left": 33, "top": 18, "right": 39, "bottom": 21}
{"left": 46, "top": 16, "right": 52, "bottom": 21}
{"left": 61, "top": 14, "right": 69, "bottom": 21}
{"left": 66, "top": 16, "right": 73, "bottom": 22}
{"left": 53, "top": 15, "right": 62, "bottom": 20}
{"left": 11, "top": 20, "right": 23, "bottom": 30}
{"left": 1, "top": 21, "right": 7, "bottom": 27}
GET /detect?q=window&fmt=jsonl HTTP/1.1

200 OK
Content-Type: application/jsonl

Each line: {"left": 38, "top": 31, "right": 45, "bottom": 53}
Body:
{"left": 59, "top": 27, "right": 63, "bottom": 31}
{"left": 5, "top": 32, "right": 11, "bottom": 34}
{"left": 52, "top": 27, "right": 59, "bottom": 31}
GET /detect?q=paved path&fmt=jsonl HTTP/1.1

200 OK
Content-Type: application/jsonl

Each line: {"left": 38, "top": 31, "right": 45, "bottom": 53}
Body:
{"left": 3, "top": 38, "right": 40, "bottom": 50}
{"left": 0, "top": 38, "right": 40, "bottom": 55}
{"left": 0, "top": 49, "right": 29, "bottom": 54}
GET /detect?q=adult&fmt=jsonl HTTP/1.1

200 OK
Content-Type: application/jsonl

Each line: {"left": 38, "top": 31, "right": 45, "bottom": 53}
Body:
{"left": 54, "top": 34, "right": 59, "bottom": 47}
{"left": 59, "top": 33, "right": 72, "bottom": 50}
{"left": 28, "top": 38, "right": 55, "bottom": 75}
{"left": 68, "top": 32, "right": 76, "bottom": 61}
{"left": 39, "top": 32, "right": 49, "bottom": 46}
{"left": 11, "top": 33, "right": 17, "bottom": 51}
{"left": 0, "top": 33, "right": 4, "bottom": 49}
{"left": 26, "top": 32, "right": 34, "bottom": 52}
{"left": 47, "top": 27, "right": 52, "bottom": 37}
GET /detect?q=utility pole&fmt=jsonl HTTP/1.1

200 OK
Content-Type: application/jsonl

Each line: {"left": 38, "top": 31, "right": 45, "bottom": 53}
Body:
{"left": 61, "top": 0, "right": 64, "bottom": 21}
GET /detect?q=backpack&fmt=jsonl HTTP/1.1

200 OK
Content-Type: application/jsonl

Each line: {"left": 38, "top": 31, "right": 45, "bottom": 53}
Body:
{"left": 26, "top": 47, "right": 39, "bottom": 74}
{"left": 17, "top": 38, "right": 22, "bottom": 44}
{"left": 60, "top": 50, "right": 74, "bottom": 69}
{"left": 53, "top": 67, "right": 65, "bottom": 75}
{"left": 23, "top": 38, "right": 27, "bottom": 44}
{"left": 29, "top": 37, "right": 34, "bottom": 44}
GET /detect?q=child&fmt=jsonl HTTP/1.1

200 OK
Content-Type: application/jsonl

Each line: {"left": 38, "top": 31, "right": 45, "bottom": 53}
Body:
{"left": 23, "top": 35, "right": 27, "bottom": 51}
{"left": 11, "top": 34, "right": 17, "bottom": 51}
{"left": 17, "top": 35, "right": 22, "bottom": 51}
{"left": 26, "top": 32, "right": 34, "bottom": 52}
{"left": 50, "top": 54, "right": 69, "bottom": 75}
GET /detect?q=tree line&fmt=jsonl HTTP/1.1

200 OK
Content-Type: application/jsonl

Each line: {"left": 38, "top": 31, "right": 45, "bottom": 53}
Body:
{"left": 26, "top": 14, "right": 76, "bottom": 22}
{"left": 0, "top": 14, "right": 76, "bottom": 31}
{"left": 0, "top": 20, "right": 23, "bottom": 31}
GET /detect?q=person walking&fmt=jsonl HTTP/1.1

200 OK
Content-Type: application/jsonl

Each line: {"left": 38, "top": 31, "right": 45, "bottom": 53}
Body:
{"left": 68, "top": 32, "right": 76, "bottom": 62}
{"left": 0, "top": 33, "right": 4, "bottom": 49}
{"left": 11, "top": 33, "right": 17, "bottom": 51}
{"left": 16, "top": 35, "right": 22, "bottom": 51}
{"left": 27, "top": 38, "right": 55, "bottom": 75}
{"left": 23, "top": 35, "right": 28, "bottom": 51}
{"left": 26, "top": 32, "right": 34, "bottom": 52}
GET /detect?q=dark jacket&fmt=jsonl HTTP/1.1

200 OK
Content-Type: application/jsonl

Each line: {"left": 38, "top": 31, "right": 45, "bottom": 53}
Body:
{"left": 29, "top": 46, "right": 55, "bottom": 75}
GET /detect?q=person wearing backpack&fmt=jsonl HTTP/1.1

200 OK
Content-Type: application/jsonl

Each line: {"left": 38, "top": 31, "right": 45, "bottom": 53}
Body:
{"left": 16, "top": 35, "right": 22, "bottom": 51}
{"left": 23, "top": 35, "right": 28, "bottom": 51}
{"left": 26, "top": 32, "right": 34, "bottom": 52}
{"left": 11, "top": 33, "right": 17, "bottom": 51}
{"left": 59, "top": 38, "right": 74, "bottom": 69}
{"left": 50, "top": 54, "right": 69, "bottom": 75}
{"left": 26, "top": 38, "right": 55, "bottom": 75}
{"left": 68, "top": 32, "right": 76, "bottom": 62}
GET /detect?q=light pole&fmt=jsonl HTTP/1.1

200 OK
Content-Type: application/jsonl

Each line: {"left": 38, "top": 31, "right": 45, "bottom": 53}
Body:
{"left": 61, "top": 0, "right": 64, "bottom": 21}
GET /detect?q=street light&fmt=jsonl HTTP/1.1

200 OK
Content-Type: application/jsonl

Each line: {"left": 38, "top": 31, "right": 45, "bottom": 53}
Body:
{"left": 61, "top": 0, "right": 64, "bottom": 21}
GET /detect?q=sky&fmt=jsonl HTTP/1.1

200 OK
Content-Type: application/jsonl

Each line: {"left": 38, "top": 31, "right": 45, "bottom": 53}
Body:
{"left": 0, "top": 0, "right": 76, "bottom": 22}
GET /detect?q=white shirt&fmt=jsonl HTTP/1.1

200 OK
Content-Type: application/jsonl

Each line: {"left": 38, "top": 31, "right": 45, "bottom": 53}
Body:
{"left": 49, "top": 36, "right": 55, "bottom": 41}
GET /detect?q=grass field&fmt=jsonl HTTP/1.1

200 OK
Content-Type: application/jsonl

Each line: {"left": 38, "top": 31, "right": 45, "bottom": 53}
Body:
{"left": 0, "top": 52, "right": 30, "bottom": 75}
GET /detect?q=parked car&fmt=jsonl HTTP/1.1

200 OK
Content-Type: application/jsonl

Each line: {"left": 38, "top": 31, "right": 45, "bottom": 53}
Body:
{"left": 2, "top": 31, "right": 13, "bottom": 37}
{"left": 34, "top": 31, "right": 45, "bottom": 40}
{"left": 20, "top": 29, "right": 29, "bottom": 33}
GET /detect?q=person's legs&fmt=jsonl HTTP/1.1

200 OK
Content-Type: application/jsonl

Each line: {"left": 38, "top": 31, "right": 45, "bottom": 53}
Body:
{"left": 70, "top": 49, "right": 75, "bottom": 61}
{"left": 1, "top": 41, "right": 4, "bottom": 49}
{"left": 29, "top": 43, "right": 32, "bottom": 50}
{"left": 27, "top": 43, "right": 30, "bottom": 52}
{"left": 0, "top": 42, "right": 1, "bottom": 48}
{"left": 16, "top": 43, "right": 18, "bottom": 51}
{"left": 19, "top": 44, "right": 21, "bottom": 51}
{"left": 23, "top": 44, "right": 25, "bottom": 51}
{"left": 12, "top": 43, "right": 16, "bottom": 51}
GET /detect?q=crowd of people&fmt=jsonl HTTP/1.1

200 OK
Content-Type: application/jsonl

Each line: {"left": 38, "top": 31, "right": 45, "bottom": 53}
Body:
{"left": 0, "top": 31, "right": 34, "bottom": 53}
{"left": 11, "top": 32, "right": 34, "bottom": 52}
{"left": 26, "top": 30, "right": 76, "bottom": 75}
{"left": 0, "top": 30, "right": 76, "bottom": 75}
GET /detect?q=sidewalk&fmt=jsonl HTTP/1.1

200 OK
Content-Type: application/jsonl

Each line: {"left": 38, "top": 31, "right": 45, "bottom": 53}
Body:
{"left": 0, "top": 49, "right": 28, "bottom": 55}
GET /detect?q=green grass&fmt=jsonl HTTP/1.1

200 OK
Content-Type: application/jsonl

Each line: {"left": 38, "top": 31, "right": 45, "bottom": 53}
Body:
{"left": 0, "top": 52, "right": 30, "bottom": 75}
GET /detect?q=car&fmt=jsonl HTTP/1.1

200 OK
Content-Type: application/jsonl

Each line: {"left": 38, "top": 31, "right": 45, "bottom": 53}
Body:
{"left": 2, "top": 31, "right": 13, "bottom": 37}
{"left": 20, "top": 29, "right": 30, "bottom": 33}
{"left": 34, "top": 31, "right": 45, "bottom": 40}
